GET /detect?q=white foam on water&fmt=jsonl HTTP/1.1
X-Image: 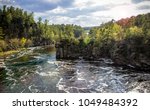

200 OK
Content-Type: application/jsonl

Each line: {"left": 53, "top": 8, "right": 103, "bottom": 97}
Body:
{"left": 38, "top": 72, "right": 48, "bottom": 76}
{"left": 102, "top": 58, "right": 114, "bottom": 64}
{"left": 33, "top": 56, "right": 44, "bottom": 59}
{"left": 10, "top": 82, "right": 16, "bottom": 89}
{"left": 20, "top": 73, "right": 28, "bottom": 80}
{"left": 77, "top": 78, "right": 85, "bottom": 81}
{"left": 47, "top": 72, "right": 59, "bottom": 77}
{"left": 106, "top": 69, "right": 114, "bottom": 74}
{"left": 100, "top": 67, "right": 112, "bottom": 70}
{"left": 28, "top": 85, "right": 39, "bottom": 93}
{"left": 56, "top": 78, "right": 64, "bottom": 90}
{"left": 6, "top": 77, "right": 17, "bottom": 82}
{"left": 47, "top": 61, "right": 55, "bottom": 64}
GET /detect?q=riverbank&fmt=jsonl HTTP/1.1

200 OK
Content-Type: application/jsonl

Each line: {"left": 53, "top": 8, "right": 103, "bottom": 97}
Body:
{"left": 0, "top": 50, "right": 19, "bottom": 58}
{"left": 0, "top": 45, "right": 55, "bottom": 74}
{"left": 1, "top": 46, "right": 150, "bottom": 93}
{"left": 0, "top": 50, "right": 20, "bottom": 72}
{"left": 0, "top": 45, "right": 55, "bottom": 58}
{"left": 55, "top": 40, "right": 150, "bottom": 72}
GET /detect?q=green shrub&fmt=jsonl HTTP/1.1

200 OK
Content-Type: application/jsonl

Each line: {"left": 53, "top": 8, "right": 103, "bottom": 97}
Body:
{"left": 25, "top": 39, "right": 32, "bottom": 47}
{"left": 83, "top": 36, "right": 91, "bottom": 45}
{"left": 20, "top": 37, "right": 27, "bottom": 47}
{"left": 0, "top": 40, "right": 7, "bottom": 52}
{"left": 9, "top": 38, "right": 20, "bottom": 50}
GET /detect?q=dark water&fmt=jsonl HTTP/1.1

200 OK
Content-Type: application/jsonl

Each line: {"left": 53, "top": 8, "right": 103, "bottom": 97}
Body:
{"left": 0, "top": 47, "right": 150, "bottom": 93}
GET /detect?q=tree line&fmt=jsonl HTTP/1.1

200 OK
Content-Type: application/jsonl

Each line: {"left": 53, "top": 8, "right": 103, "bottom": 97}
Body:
{"left": 1, "top": 5, "right": 150, "bottom": 69}
{"left": 87, "top": 13, "right": 150, "bottom": 60}
{"left": 0, "top": 5, "right": 84, "bottom": 52}
{"left": 56, "top": 13, "right": 150, "bottom": 70}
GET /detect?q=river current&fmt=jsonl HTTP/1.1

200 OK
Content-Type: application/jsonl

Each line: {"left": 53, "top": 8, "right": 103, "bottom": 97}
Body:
{"left": 0, "top": 47, "right": 150, "bottom": 93}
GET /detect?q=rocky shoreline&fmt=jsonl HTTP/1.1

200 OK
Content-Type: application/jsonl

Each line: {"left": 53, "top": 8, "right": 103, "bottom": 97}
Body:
{"left": 55, "top": 40, "right": 150, "bottom": 72}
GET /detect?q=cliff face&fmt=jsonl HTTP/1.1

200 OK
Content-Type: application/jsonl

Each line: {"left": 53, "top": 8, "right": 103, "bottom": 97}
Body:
{"left": 56, "top": 38, "right": 150, "bottom": 71}
{"left": 55, "top": 41, "right": 111, "bottom": 61}
{"left": 111, "top": 37, "right": 150, "bottom": 71}
{"left": 56, "top": 41, "right": 94, "bottom": 60}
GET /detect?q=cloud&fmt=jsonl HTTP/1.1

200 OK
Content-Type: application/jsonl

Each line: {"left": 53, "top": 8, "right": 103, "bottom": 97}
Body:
{"left": 10, "top": 0, "right": 74, "bottom": 12}
{"left": 63, "top": 6, "right": 110, "bottom": 18}
{"left": 61, "top": 0, "right": 132, "bottom": 18}
{"left": 43, "top": 0, "right": 61, "bottom": 4}
{"left": 1, "top": 0, "right": 150, "bottom": 26}
{"left": 34, "top": 0, "right": 150, "bottom": 26}
{"left": 34, "top": 6, "right": 68, "bottom": 20}
{"left": 0, "top": 0, "right": 15, "bottom": 4}
{"left": 137, "top": 4, "right": 150, "bottom": 10}
{"left": 76, "top": 0, "right": 130, "bottom": 6}
{"left": 0, "top": 0, "right": 18, "bottom": 9}
{"left": 0, "top": 0, "right": 16, "bottom": 6}
{"left": 132, "top": 0, "right": 150, "bottom": 3}
{"left": 48, "top": 6, "right": 67, "bottom": 14}
{"left": 46, "top": 15, "right": 112, "bottom": 27}
{"left": 134, "top": 1, "right": 150, "bottom": 10}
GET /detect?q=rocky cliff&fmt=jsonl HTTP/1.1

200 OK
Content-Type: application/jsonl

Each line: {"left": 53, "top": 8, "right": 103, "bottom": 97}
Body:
{"left": 56, "top": 39, "right": 150, "bottom": 71}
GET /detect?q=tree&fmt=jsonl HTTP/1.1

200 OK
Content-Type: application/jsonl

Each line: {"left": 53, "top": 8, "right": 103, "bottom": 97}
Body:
{"left": 0, "top": 40, "right": 7, "bottom": 52}
{"left": 20, "top": 37, "right": 27, "bottom": 47}
{"left": 0, "top": 27, "right": 4, "bottom": 39}
{"left": 83, "top": 36, "right": 91, "bottom": 45}
{"left": 126, "top": 26, "right": 143, "bottom": 37}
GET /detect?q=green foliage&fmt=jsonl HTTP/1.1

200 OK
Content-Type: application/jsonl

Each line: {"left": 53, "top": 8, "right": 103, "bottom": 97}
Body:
{"left": 46, "top": 24, "right": 83, "bottom": 44}
{"left": 86, "top": 13, "right": 150, "bottom": 63}
{"left": 83, "top": 36, "right": 91, "bottom": 45}
{"left": 25, "top": 39, "right": 32, "bottom": 47}
{"left": 0, "top": 5, "right": 84, "bottom": 50}
{"left": 0, "top": 6, "right": 34, "bottom": 39}
{"left": 1, "top": 5, "right": 150, "bottom": 63}
{"left": 111, "top": 23, "right": 124, "bottom": 41}
{"left": 0, "top": 27, "right": 4, "bottom": 39}
{"left": 73, "top": 38, "right": 80, "bottom": 45}
{"left": 9, "top": 38, "right": 20, "bottom": 50}
{"left": 125, "top": 26, "right": 143, "bottom": 38}
{"left": 20, "top": 37, "right": 27, "bottom": 47}
{"left": 89, "top": 13, "right": 150, "bottom": 48}
{"left": 0, "top": 40, "right": 7, "bottom": 52}
{"left": 90, "top": 22, "right": 124, "bottom": 47}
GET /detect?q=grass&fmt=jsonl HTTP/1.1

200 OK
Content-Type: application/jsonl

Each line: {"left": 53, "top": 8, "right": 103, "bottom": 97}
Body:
{"left": 0, "top": 48, "right": 29, "bottom": 58}
{"left": 0, "top": 50, "right": 19, "bottom": 58}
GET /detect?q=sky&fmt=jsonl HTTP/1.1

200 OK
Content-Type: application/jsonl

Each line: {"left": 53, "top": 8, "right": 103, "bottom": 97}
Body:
{"left": 0, "top": 0, "right": 150, "bottom": 27}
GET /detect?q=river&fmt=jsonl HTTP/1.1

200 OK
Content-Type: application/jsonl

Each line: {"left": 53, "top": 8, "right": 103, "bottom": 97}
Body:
{"left": 0, "top": 46, "right": 150, "bottom": 93}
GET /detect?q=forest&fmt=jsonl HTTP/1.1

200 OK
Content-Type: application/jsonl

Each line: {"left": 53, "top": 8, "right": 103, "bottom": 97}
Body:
{"left": 0, "top": 6, "right": 150, "bottom": 70}
{"left": 87, "top": 14, "right": 150, "bottom": 70}
{"left": 0, "top": 5, "right": 84, "bottom": 52}
{"left": 56, "top": 13, "right": 150, "bottom": 70}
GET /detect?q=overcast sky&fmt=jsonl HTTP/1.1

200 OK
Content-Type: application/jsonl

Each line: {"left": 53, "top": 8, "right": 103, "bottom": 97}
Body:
{"left": 0, "top": 0, "right": 150, "bottom": 27}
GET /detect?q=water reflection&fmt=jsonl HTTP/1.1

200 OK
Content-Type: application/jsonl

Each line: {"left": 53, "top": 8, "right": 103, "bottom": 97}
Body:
{"left": 0, "top": 46, "right": 150, "bottom": 93}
